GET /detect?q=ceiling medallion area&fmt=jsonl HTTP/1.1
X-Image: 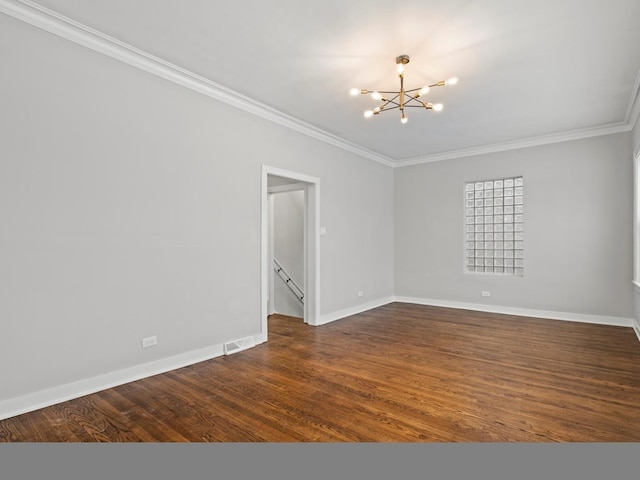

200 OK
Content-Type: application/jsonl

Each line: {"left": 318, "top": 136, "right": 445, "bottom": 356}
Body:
{"left": 350, "top": 55, "right": 458, "bottom": 124}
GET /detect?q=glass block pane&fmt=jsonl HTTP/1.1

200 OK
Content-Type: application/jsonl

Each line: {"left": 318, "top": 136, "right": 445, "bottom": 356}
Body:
{"left": 475, "top": 182, "right": 484, "bottom": 190}
{"left": 515, "top": 232, "right": 524, "bottom": 241}
{"left": 495, "top": 258, "right": 504, "bottom": 267}
{"left": 467, "top": 225, "right": 475, "bottom": 233}
{"left": 494, "top": 250, "right": 504, "bottom": 258}
{"left": 495, "top": 233, "right": 504, "bottom": 241}
{"left": 476, "top": 216, "right": 484, "bottom": 224}
{"left": 505, "top": 251, "right": 514, "bottom": 259}
{"left": 504, "top": 206, "right": 513, "bottom": 214}
{"left": 466, "top": 200, "right": 475, "bottom": 207}
{"left": 494, "top": 198, "right": 504, "bottom": 206}
{"left": 504, "top": 188, "right": 514, "bottom": 196}
{"left": 504, "top": 267, "right": 514, "bottom": 274}
{"left": 515, "top": 268, "right": 523, "bottom": 276}
{"left": 486, "top": 242, "right": 494, "bottom": 249}
{"left": 515, "top": 196, "right": 523, "bottom": 204}
{"left": 484, "top": 224, "right": 494, "bottom": 232}
{"left": 504, "top": 197, "right": 514, "bottom": 205}
{"left": 504, "top": 242, "right": 513, "bottom": 249}
{"left": 504, "top": 224, "right": 514, "bottom": 232}
{"left": 467, "top": 233, "right": 475, "bottom": 241}
{"left": 466, "top": 242, "right": 475, "bottom": 249}
{"left": 466, "top": 191, "right": 475, "bottom": 199}
{"left": 485, "top": 259, "right": 494, "bottom": 267}
{"left": 467, "top": 208, "right": 475, "bottom": 216}
{"left": 476, "top": 242, "right": 485, "bottom": 249}
{"left": 494, "top": 189, "right": 503, "bottom": 197}
{"left": 475, "top": 259, "right": 484, "bottom": 266}
{"left": 475, "top": 233, "right": 484, "bottom": 241}
{"left": 515, "top": 241, "right": 523, "bottom": 249}
{"left": 494, "top": 224, "right": 503, "bottom": 232}
{"left": 514, "top": 223, "right": 523, "bottom": 231}
{"left": 515, "top": 187, "right": 523, "bottom": 196}
{"left": 475, "top": 199, "right": 484, "bottom": 207}
{"left": 495, "top": 242, "right": 504, "bottom": 249}
{"left": 494, "top": 180, "right": 504, "bottom": 188}
{"left": 494, "top": 206, "right": 504, "bottom": 215}
{"left": 467, "top": 250, "right": 475, "bottom": 258}
{"left": 504, "top": 179, "right": 514, "bottom": 188}
{"left": 475, "top": 225, "right": 484, "bottom": 232}
{"left": 485, "top": 216, "right": 494, "bottom": 224}
{"left": 465, "top": 183, "right": 475, "bottom": 192}
{"left": 475, "top": 190, "right": 483, "bottom": 198}
{"left": 515, "top": 250, "right": 524, "bottom": 258}
{"left": 467, "top": 217, "right": 475, "bottom": 224}
{"left": 495, "top": 267, "right": 504, "bottom": 274}
{"left": 484, "top": 198, "right": 493, "bottom": 207}
{"left": 504, "top": 215, "right": 513, "bottom": 223}
{"left": 485, "top": 251, "right": 494, "bottom": 258}
{"left": 505, "top": 259, "right": 514, "bottom": 267}
{"left": 484, "top": 190, "right": 493, "bottom": 198}
{"left": 475, "top": 207, "right": 484, "bottom": 215}
{"left": 494, "top": 215, "right": 503, "bottom": 223}
{"left": 515, "top": 177, "right": 523, "bottom": 187}
{"left": 515, "top": 205, "right": 523, "bottom": 214}
{"left": 484, "top": 181, "right": 494, "bottom": 189}
{"left": 515, "top": 259, "right": 524, "bottom": 267}
{"left": 485, "top": 233, "right": 494, "bottom": 241}
{"left": 484, "top": 207, "right": 493, "bottom": 215}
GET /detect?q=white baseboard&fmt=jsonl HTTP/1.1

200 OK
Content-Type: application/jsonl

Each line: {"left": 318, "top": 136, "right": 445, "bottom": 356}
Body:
{"left": 317, "top": 296, "right": 395, "bottom": 326}
{"left": 633, "top": 319, "right": 640, "bottom": 342}
{"left": 0, "top": 334, "right": 261, "bottom": 422}
{"left": 394, "top": 296, "right": 635, "bottom": 328}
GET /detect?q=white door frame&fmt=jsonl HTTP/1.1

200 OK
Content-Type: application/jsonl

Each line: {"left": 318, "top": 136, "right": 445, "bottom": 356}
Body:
{"left": 260, "top": 165, "right": 320, "bottom": 341}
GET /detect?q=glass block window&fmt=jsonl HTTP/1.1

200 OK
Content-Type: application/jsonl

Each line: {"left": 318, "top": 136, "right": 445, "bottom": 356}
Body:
{"left": 465, "top": 176, "right": 523, "bottom": 276}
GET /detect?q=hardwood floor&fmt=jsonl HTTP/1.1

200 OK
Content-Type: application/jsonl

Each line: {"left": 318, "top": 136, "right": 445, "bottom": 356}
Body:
{"left": 2, "top": 303, "right": 640, "bottom": 442}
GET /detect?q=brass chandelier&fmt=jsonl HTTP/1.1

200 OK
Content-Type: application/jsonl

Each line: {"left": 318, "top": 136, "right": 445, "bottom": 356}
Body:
{"left": 350, "top": 54, "right": 458, "bottom": 124}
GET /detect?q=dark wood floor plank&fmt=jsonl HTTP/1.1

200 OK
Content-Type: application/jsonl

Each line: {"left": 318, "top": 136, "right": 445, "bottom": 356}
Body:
{"left": 1, "top": 303, "right": 639, "bottom": 442}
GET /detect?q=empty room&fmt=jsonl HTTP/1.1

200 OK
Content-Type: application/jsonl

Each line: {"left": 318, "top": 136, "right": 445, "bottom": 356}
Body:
{"left": 1, "top": 0, "right": 640, "bottom": 443}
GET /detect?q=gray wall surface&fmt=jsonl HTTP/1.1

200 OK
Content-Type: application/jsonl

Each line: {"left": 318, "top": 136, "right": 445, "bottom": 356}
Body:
{"left": 394, "top": 133, "right": 634, "bottom": 319}
{"left": 0, "top": 15, "right": 394, "bottom": 403}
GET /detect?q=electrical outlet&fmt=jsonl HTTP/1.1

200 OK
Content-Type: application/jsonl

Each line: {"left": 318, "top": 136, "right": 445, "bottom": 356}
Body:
{"left": 142, "top": 336, "right": 157, "bottom": 348}
{"left": 481, "top": 291, "right": 491, "bottom": 297}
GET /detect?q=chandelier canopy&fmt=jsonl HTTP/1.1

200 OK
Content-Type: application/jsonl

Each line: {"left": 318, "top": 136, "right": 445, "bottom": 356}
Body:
{"left": 350, "top": 55, "right": 458, "bottom": 124}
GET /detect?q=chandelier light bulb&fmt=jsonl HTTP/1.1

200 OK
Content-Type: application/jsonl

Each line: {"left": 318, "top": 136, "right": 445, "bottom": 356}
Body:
{"left": 418, "top": 86, "right": 430, "bottom": 96}
{"left": 364, "top": 110, "right": 374, "bottom": 118}
{"left": 433, "top": 103, "right": 444, "bottom": 112}
{"left": 373, "top": 107, "right": 381, "bottom": 114}
{"left": 350, "top": 88, "right": 360, "bottom": 96}
{"left": 401, "top": 114, "right": 408, "bottom": 124}
{"left": 446, "top": 76, "right": 459, "bottom": 86}
{"left": 371, "top": 91, "right": 382, "bottom": 101}
{"left": 396, "top": 64, "right": 405, "bottom": 75}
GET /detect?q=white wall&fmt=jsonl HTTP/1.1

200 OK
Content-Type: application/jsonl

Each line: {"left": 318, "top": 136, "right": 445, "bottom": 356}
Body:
{"left": 0, "top": 15, "right": 394, "bottom": 409}
{"left": 273, "top": 191, "right": 304, "bottom": 318}
{"left": 394, "top": 133, "right": 634, "bottom": 320}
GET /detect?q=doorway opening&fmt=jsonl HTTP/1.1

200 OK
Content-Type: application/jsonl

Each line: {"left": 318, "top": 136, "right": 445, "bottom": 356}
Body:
{"left": 260, "top": 166, "right": 320, "bottom": 342}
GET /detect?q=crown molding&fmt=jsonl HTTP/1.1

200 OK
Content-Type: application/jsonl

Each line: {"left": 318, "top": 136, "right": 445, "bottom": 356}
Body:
{"left": 393, "top": 122, "right": 634, "bottom": 168}
{"left": 0, "top": 0, "right": 395, "bottom": 168}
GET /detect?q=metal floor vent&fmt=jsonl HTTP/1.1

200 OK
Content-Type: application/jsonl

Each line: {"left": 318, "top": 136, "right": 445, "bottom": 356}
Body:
{"left": 223, "top": 336, "right": 256, "bottom": 355}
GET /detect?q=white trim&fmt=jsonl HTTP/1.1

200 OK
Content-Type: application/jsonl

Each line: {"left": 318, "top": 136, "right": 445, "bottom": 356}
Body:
{"left": 634, "top": 280, "right": 640, "bottom": 293}
{"left": 633, "top": 319, "right": 640, "bottom": 342}
{"left": 317, "top": 297, "right": 395, "bottom": 326}
{"left": 394, "top": 123, "right": 633, "bottom": 168}
{"left": 0, "top": 0, "right": 394, "bottom": 168}
{"left": 394, "top": 296, "right": 635, "bottom": 328}
{"left": 261, "top": 166, "right": 320, "bottom": 334}
{"left": 0, "top": 335, "right": 261, "bottom": 421}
